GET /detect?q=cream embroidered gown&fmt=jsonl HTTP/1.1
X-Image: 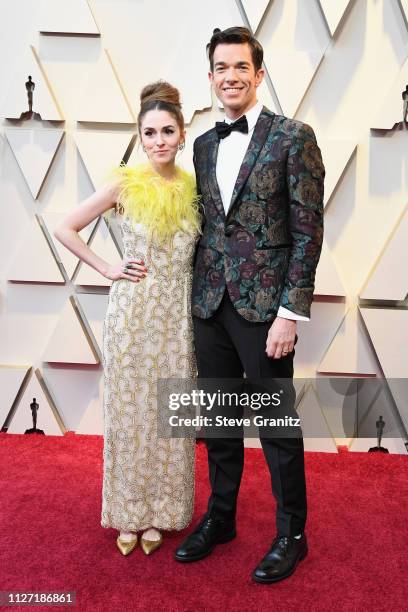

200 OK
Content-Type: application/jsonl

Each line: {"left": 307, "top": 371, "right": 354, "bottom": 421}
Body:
{"left": 101, "top": 169, "right": 198, "bottom": 532}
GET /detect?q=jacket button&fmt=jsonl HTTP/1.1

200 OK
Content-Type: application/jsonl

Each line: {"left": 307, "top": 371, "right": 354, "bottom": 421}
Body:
{"left": 225, "top": 224, "right": 235, "bottom": 236}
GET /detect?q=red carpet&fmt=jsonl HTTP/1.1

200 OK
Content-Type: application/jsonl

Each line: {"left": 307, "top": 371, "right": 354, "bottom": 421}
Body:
{"left": 0, "top": 432, "right": 407, "bottom": 612}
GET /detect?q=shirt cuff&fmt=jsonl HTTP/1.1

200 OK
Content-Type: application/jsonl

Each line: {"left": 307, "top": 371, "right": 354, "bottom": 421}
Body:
{"left": 277, "top": 306, "right": 310, "bottom": 322}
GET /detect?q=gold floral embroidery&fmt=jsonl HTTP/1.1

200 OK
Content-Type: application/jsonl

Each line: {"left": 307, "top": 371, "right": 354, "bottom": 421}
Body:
{"left": 101, "top": 217, "right": 198, "bottom": 531}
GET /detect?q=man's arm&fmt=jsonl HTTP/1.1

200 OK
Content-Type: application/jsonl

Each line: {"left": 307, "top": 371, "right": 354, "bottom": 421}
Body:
{"left": 266, "top": 123, "right": 324, "bottom": 359}
{"left": 280, "top": 122, "right": 325, "bottom": 316}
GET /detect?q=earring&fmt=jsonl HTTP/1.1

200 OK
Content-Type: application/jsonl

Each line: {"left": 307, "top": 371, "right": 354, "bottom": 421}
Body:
{"left": 178, "top": 142, "right": 185, "bottom": 151}
{"left": 142, "top": 145, "right": 146, "bottom": 153}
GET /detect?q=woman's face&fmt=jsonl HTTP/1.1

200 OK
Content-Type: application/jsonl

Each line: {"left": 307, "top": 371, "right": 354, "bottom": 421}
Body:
{"left": 140, "top": 109, "right": 184, "bottom": 166}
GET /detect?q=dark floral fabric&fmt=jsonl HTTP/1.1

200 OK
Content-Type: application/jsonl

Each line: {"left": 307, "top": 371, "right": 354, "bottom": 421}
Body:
{"left": 192, "top": 107, "right": 325, "bottom": 322}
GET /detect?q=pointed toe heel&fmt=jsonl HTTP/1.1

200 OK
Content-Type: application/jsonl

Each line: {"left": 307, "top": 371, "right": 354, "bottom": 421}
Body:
{"left": 140, "top": 533, "right": 163, "bottom": 555}
{"left": 116, "top": 534, "right": 138, "bottom": 556}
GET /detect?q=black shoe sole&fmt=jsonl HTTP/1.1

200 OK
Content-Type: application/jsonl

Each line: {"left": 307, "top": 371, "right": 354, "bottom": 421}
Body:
{"left": 174, "top": 530, "right": 237, "bottom": 563}
{"left": 251, "top": 547, "right": 308, "bottom": 584}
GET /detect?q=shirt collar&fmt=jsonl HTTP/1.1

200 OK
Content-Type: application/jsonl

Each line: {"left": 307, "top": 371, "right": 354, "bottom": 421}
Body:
{"left": 224, "top": 100, "right": 263, "bottom": 131}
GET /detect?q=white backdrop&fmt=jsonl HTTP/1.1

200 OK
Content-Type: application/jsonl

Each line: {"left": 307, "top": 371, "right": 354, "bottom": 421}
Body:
{"left": 0, "top": 0, "right": 407, "bottom": 453}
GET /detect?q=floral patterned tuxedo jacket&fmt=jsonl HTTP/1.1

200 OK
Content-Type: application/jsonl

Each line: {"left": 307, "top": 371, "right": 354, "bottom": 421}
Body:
{"left": 191, "top": 106, "right": 325, "bottom": 323}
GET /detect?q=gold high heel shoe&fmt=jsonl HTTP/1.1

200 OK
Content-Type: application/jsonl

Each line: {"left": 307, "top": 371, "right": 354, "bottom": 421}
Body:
{"left": 140, "top": 531, "right": 163, "bottom": 555}
{"left": 116, "top": 533, "right": 138, "bottom": 556}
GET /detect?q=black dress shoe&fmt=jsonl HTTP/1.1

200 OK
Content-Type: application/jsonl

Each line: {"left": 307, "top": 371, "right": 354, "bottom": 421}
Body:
{"left": 252, "top": 533, "right": 308, "bottom": 583}
{"left": 174, "top": 515, "right": 236, "bottom": 562}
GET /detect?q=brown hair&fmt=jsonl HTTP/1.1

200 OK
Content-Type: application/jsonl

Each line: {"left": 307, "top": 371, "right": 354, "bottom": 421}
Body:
{"left": 207, "top": 27, "right": 264, "bottom": 73}
{"left": 138, "top": 80, "right": 184, "bottom": 134}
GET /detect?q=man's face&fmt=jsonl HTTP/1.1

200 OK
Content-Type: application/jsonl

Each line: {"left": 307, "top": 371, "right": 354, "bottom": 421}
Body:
{"left": 209, "top": 43, "right": 264, "bottom": 118}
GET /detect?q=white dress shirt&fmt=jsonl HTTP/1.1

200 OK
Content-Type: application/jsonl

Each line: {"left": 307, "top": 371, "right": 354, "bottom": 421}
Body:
{"left": 215, "top": 100, "right": 309, "bottom": 322}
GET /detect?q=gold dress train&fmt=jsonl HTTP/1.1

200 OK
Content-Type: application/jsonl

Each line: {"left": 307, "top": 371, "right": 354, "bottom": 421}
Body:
{"left": 101, "top": 170, "right": 198, "bottom": 532}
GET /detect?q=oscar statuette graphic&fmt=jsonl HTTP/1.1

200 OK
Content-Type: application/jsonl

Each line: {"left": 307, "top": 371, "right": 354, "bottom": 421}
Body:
{"left": 24, "top": 397, "right": 45, "bottom": 435}
{"left": 368, "top": 415, "right": 389, "bottom": 453}
{"left": 391, "top": 84, "right": 408, "bottom": 131}
{"left": 20, "top": 75, "right": 42, "bottom": 121}
{"left": 374, "top": 83, "right": 408, "bottom": 132}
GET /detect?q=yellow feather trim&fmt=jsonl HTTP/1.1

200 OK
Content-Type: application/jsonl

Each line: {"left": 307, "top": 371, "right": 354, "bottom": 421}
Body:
{"left": 104, "top": 162, "right": 201, "bottom": 244}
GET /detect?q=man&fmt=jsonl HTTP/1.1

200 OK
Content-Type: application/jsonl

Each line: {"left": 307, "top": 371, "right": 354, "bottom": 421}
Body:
{"left": 174, "top": 27, "right": 324, "bottom": 583}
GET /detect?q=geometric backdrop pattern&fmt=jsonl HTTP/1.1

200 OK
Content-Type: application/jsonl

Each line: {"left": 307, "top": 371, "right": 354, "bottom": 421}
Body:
{"left": 318, "top": 0, "right": 354, "bottom": 37}
{"left": 360, "top": 205, "right": 408, "bottom": 301}
{"left": 38, "top": 0, "right": 100, "bottom": 36}
{"left": 1, "top": 0, "right": 407, "bottom": 452}
{"left": 402, "top": 0, "right": 408, "bottom": 28}
{"left": 317, "top": 307, "right": 378, "bottom": 377}
{"left": 4, "top": 128, "right": 64, "bottom": 198}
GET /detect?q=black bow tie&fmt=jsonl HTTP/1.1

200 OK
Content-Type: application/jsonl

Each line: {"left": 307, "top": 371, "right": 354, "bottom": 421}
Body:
{"left": 215, "top": 115, "right": 249, "bottom": 140}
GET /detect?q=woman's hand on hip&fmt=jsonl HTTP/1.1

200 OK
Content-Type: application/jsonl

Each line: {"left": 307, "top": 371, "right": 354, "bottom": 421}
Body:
{"left": 104, "top": 258, "right": 148, "bottom": 282}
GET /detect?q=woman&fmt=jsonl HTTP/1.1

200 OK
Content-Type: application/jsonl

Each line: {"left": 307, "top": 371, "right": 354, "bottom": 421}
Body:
{"left": 54, "top": 81, "right": 201, "bottom": 556}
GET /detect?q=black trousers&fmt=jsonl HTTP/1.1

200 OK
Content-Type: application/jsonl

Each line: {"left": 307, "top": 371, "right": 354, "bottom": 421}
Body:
{"left": 193, "top": 291, "right": 307, "bottom": 537}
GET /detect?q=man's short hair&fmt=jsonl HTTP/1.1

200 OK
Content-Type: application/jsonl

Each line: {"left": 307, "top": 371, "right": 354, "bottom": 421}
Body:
{"left": 207, "top": 27, "right": 264, "bottom": 72}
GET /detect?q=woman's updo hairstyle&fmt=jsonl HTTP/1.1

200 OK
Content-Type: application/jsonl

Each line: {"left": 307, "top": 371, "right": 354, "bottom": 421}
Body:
{"left": 138, "top": 80, "right": 184, "bottom": 134}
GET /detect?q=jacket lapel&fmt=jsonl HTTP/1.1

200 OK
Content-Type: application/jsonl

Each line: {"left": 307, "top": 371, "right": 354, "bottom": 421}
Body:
{"left": 205, "top": 130, "right": 226, "bottom": 220}
{"left": 226, "top": 107, "right": 274, "bottom": 220}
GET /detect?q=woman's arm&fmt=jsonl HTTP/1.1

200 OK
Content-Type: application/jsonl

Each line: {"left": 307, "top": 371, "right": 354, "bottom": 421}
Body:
{"left": 53, "top": 182, "right": 147, "bottom": 282}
